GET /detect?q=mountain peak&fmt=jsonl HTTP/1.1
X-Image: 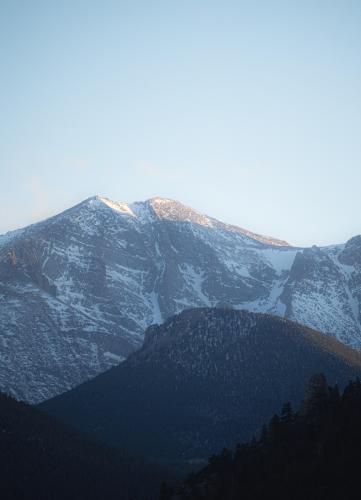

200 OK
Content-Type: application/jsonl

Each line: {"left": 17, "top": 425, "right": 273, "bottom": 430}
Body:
{"left": 146, "top": 197, "right": 214, "bottom": 226}
{"left": 147, "top": 196, "right": 177, "bottom": 204}
{"left": 87, "top": 195, "right": 136, "bottom": 216}
{"left": 82, "top": 195, "right": 291, "bottom": 247}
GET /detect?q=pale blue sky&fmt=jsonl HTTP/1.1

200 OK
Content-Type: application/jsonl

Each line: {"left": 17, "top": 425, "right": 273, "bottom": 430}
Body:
{"left": 1, "top": 0, "right": 361, "bottom": 246}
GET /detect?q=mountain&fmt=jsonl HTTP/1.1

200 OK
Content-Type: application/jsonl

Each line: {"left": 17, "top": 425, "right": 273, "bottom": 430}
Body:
{"left": 40, "top": 308, "right": 361, "bottom": 468}
{"left": 163, "top": 376, "right": 361, "bottom": 500}
{"left": 1, "top": 195, "right": 361, "bottom": 402}
{"left": 0, "top": 392, "right": 169, "bottom": 500}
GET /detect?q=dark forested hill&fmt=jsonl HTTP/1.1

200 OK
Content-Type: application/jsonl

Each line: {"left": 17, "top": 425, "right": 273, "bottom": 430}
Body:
{"left": 163, "top": 375, "right": 361, "bottom": 500}
{"left": 40, "top": 308, "right": 361, "bottom": 469}
{"left": 0, "top": 392, "right": 168, "bottom": 500}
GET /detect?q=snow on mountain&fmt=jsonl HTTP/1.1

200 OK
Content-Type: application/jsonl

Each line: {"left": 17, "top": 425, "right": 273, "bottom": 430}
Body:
{"left": 0, "top": 195, "right": 361, "bottom": 402}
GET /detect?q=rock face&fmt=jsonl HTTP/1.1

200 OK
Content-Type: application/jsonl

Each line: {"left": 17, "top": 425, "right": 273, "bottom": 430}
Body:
{"left": 0, "top": 195, "right": 361, "bottom": 402}
{"left": 40, "top": 308, "right": 361, "bottom": 465}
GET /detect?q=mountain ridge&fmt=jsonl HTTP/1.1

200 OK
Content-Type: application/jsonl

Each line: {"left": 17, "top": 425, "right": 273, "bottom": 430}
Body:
{"left": 40, "top": 307, "right": 361, "bottom": 466}
{"left": 1, "top": 195, "right": 361, "bottom": 402}
{"left": 2, "top": 195, "right": 290, "bottom": 247}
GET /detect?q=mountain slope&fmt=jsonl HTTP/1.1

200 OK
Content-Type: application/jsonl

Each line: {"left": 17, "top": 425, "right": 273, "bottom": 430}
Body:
{"left": 0, "top": 392, "right": 169, "bottom": 500}
{"left": 1, "top": 195, "right": 361, "bottom": 402}
{"left": 163, "top": 376, "right": 361, "bottom": 500}
{"left": 40, "top": 308, "right": 361, "bottom": 467}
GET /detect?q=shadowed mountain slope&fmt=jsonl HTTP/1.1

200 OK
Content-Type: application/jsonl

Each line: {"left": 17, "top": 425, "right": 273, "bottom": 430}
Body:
{"left": 163, "top": 376, "right": 361, "bottom": 500}
{"left": 40, "top": 308, "right": 361, "bottom": 467}
{"left": 0, "top": 393, "right": 170, "bottom": 500}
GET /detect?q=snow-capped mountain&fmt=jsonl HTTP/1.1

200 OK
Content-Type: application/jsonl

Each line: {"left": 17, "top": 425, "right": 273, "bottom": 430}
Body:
{"left": 0, "top": 195, "right": 360, "bottom": 402}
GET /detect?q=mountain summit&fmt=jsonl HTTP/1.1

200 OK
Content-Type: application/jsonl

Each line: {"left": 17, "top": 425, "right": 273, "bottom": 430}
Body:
{"left": 86, "top": 195, "right": 291, "bottom": 247}
{"left": 0, "top": 196, "right": 361, "bottom": 402}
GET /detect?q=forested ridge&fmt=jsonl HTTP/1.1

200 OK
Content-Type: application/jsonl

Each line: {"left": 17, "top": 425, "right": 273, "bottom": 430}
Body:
{"left": 161, "top": 374, "right": 361, "bottom": 500}
{"left": 40, "top": 308, "right": 361, "bottom": 467}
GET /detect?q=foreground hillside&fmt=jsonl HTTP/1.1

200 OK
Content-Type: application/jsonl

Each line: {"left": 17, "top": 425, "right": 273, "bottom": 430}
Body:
{"left": 40, "top": 308, "right": 361, "bottom": 468}
{"left": 164, "top": 375, "right": 361, "bottom": 500}
{"left": 1, "top": 196, "right": 361, "bottom": 402}
{"left": 0, "top": 393, "right": 168, "bottom": 500}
